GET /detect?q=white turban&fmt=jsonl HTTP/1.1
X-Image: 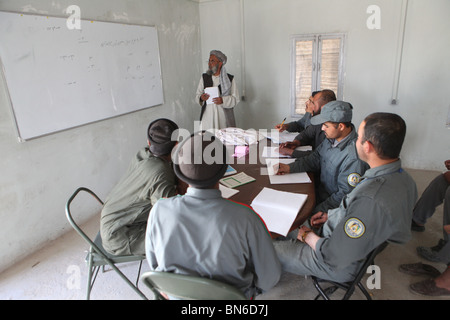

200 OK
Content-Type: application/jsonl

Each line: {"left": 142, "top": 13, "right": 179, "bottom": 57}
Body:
{"left": 210, "top": 50, "right": 231, "bottom": 96}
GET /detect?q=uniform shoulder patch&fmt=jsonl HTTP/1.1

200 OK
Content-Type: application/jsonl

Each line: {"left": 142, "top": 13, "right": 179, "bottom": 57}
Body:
{"left": 347, "top": 173, "right": 362, "bottom": 187}
{"left": 344, "top": 218, "right": 365, "bottom": 238}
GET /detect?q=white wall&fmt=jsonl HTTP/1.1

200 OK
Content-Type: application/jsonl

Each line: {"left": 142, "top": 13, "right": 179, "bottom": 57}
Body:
{"left": 1, "top": 0, "right": 449, "bottom": 273}
{"left": 199, "top": 0, "right": 450, "bottom": 170}
{"left": 0, "top": 0, "right": 201, "bottom": 273}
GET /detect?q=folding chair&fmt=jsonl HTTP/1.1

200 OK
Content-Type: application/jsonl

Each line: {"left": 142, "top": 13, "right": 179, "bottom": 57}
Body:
{"left": 65, "top": 187, "right": 148, "bottom": 300}
{"left": 311, "top": 241, "right": 389, "bottom": 300}
{"left": 141, "top": 271, "right": 248, "bottom": 300}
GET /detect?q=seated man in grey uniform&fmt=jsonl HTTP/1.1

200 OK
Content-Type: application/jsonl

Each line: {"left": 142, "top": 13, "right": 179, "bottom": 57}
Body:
{"left": 100, "top": 118, "right": 179, "bottom": 256}
{"left": 274, "top": 112, "right": 418, "bottom": 283}
{"left": 274, "top": 91, "right": 320, "bottom": 133}
{"left": 145, "top": 131, "right": 281, "bottom": 299}
{"left": 277, "top": 100, "right": 369, "bottom": 214}
{"left": 278, "top": 89, "right": 336, "bottom": 158}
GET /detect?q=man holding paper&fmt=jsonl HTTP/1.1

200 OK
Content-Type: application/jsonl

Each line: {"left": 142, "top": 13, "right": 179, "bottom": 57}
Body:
{"left": 273, "top": 112, "right": 417, "bottom": 283}
{"left": 196, "top": 50, "right": 240, "bottom": 130}
{"left": 277, "top": 100, "right": 369, "bottom": 214}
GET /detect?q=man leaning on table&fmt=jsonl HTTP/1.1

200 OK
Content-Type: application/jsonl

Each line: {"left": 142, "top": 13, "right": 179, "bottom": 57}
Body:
{"left": 277, "top": 100, "right": 369, "bottom": 214}
{"left": 274, "top": 112, "right": 418, "bottom": 283}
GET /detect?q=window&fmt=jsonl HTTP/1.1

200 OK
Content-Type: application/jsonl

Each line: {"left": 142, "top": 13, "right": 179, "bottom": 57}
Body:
{"left": 290, "top": 33, "right": 345, "bottom": 116}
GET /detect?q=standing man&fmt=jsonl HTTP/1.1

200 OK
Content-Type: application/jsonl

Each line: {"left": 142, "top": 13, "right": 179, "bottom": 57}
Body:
{"left": 196, "top": 50, "right": 240, "bottom": 131}
{"left": 100, "top": 118, "right": 180, "bottom": 256}
{"left": 146, "top": 131, "right": 281, "bottom": 299}
{"left": 277, "top": 101, "right": 368, "bottom": 214}
{"left": 274, "top": 112, "right": 418, "bottom": 283}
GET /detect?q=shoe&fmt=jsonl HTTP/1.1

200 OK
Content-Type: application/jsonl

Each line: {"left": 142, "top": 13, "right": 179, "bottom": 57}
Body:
{"left": 399, "top": 262, "right": 441, "bottom": 277}
{"left": 411, "top": 220, "right": 425, "bottom": 232}
{"left": 417, "top": 239, "right": 447, "bottom": 262}
{"left": 410, "top": 278, "right": 450, "bottom": 296}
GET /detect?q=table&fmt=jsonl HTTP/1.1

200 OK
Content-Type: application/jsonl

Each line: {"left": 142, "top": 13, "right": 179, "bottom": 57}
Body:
{"left": 224, "top": 139, "right": 316, "bottom": 238}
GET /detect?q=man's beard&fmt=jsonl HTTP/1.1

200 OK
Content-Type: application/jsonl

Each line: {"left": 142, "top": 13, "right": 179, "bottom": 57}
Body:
{"left": 206, "top": 65, "right": 218, "bottom": 75}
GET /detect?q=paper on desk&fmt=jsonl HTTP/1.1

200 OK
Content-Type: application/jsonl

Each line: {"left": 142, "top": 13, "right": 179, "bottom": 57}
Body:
{"left": 263, "top": 131, "right": 298, "bottom": 144}
{"left": 262, "top": 146, "right": 312, "bottom": 158}
{"left": 219, "top": 184, "right": 239, "bottom": 198}
{"left": 205, "top": 87, "right": 219, "bottom": 105}
{"left": 262, "top": 146, "right": 290, "bottom": 158}
{"left": 251, "top": 187, "right": 308, "bottom": 236}
{"left": 265, "top": 158, "right": 312, "bottom": 184}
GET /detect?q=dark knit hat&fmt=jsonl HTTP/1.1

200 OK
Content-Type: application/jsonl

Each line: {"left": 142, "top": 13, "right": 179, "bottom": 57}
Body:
{"left": 173, "top": 131, "right": 228, "bottom": 188}
{"left": 147, "top": 118, "right": 179, "bottom": 156}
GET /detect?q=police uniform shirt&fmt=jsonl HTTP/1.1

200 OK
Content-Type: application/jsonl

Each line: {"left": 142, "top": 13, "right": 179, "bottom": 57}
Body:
{"left": 289, "top": 126, "right": 369, "bottom": 213}
{"left": 316, "top": 160, "right": 418, "bottom": 271}
{"left": 145, "top": 187, "right": 282, "bottom": 299}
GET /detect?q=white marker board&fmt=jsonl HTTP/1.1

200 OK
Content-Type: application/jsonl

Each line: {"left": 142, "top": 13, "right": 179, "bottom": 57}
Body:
{"left": 0, "top": 11, "right": 164, "bottom": 141}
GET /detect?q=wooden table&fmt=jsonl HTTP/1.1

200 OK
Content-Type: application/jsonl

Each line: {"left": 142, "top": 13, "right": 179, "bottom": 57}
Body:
{"left": 224, "top": 140, "right": 316, "bottom": 238}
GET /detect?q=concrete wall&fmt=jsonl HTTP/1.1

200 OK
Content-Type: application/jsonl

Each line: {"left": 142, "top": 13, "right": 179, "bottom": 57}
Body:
{"left": 0, "top": 0, "right": 201, "bottom": 273}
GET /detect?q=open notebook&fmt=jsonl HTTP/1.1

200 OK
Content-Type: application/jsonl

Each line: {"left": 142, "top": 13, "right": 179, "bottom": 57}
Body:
{"left": 251, "top": 187, "right": 308, "bottom": 236}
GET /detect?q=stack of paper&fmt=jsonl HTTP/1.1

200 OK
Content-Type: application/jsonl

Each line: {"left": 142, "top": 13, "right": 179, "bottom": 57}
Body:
{"left": 251, "top": 187, "right": 308, "bottom": 236}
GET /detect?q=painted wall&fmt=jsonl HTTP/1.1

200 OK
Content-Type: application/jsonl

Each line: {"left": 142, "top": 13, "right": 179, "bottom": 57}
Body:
{"left": 199, "top": 0, "right": 450, "bottom": 170}
{"left": 1, "top": 0, "right": 449, "bottom": 273}
{"left": 0, "top": 0, "right": 201, "bottom": 273}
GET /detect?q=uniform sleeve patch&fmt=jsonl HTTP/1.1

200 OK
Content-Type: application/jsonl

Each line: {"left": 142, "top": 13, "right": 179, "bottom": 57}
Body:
{"left": 347, "top": 173, "right": 362, "bottom": 187}
{"left": 344, "top": 218, "right": 365, "bottom": 238}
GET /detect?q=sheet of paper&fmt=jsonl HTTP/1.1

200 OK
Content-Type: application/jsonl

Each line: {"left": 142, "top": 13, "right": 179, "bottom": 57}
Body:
{"left": 219, "top": 184, "right": 240, "bottom": 198}
{"left": 261, "top": 146, "right": 312, "bottom": 158}
{"left": 251, "top": 187, "right": 308, "bottom": 236}
{"left": 204, "top": 87, "right": 219, "bottom": 105}
{"left": 261, "top": 146, "right": 290, "bottom": 158}
{"left": 264, "top": 131, "right": 299, "bottom": 144}
{"left": 265, "top": 158, "right": 312, "bottom": 184}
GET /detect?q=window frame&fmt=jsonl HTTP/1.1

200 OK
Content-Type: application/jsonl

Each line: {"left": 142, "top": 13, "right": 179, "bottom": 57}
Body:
{"left": 290, "top": 33, "right": 346, "bottom": 117}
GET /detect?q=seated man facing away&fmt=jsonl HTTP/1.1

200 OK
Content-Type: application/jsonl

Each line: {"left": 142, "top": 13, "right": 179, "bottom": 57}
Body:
{"left": 100, "top": 118, "right": 180, "bottom": 256}
{"left": 145, "top": 131, "right": 281, "bottom": 299}
{"left": 273, "top": 112, "right": 418, "bottom": 283}
{"left": 277, "top": 100, "right": 369, "bottom": 214}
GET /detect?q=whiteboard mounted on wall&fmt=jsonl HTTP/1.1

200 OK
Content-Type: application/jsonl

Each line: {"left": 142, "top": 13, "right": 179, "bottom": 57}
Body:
{"left": 0, "top": 11, "right": 164, "bottom": 141}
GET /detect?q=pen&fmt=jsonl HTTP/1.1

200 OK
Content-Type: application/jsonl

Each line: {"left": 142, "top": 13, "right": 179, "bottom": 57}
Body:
{"left": 280, "top": 117, "right": 286, "bottom": 126}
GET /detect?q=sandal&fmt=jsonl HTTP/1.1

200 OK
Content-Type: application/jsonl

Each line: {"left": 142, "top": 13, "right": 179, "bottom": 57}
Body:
{"left": 410, "top": 278, "right": 450, "bottom": 296}
{"left": 399, "top": 262, "right": 441, "bottom": 277}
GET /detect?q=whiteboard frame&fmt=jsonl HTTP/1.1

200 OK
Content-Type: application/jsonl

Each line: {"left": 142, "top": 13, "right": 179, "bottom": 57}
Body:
{"left": 0, "top": 10, "right": 165, "bottom": 141}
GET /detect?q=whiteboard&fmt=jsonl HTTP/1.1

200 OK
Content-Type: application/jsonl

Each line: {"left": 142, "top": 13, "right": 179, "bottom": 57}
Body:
{"left": 0, "top": 11, "right": 164, "bottom": 141}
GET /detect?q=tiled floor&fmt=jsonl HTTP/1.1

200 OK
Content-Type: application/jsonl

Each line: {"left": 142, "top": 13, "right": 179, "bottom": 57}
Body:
{"left": 0, "top": 168, "right": 448, "bottom": 300}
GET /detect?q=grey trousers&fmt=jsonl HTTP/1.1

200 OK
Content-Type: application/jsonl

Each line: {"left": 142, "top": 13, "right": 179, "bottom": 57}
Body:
{"left": 272, "top": 230, "right": 360, "bottom": 283}
{"left": 413, "top": 173, "right": 450, "bottom": 242}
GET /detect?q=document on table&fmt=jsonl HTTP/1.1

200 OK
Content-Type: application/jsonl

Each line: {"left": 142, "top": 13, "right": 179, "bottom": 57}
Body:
{"left": 251, "top": 187, "right": 308, "bottom": 236}
{"left": 263, "top": 131, "right": 298, "bottom": 144}
{"left": 204, "top": 87, "right": 219, "bottom": 105}
{"left": 265, "top": 158, "right": 312, "bottom": 184}
{"left": 219, "top": 184, "right": 240, "bottom": 198}
{"left": 261, "top": 146, "right": 312, "bottom": 158}
{"left": 220, "top": 172, "right": 256, "bottom": 189}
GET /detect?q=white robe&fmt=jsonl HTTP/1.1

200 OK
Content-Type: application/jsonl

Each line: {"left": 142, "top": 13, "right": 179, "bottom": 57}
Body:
{"left": 195, "top": 74, "right": 240, "bottom": 131}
